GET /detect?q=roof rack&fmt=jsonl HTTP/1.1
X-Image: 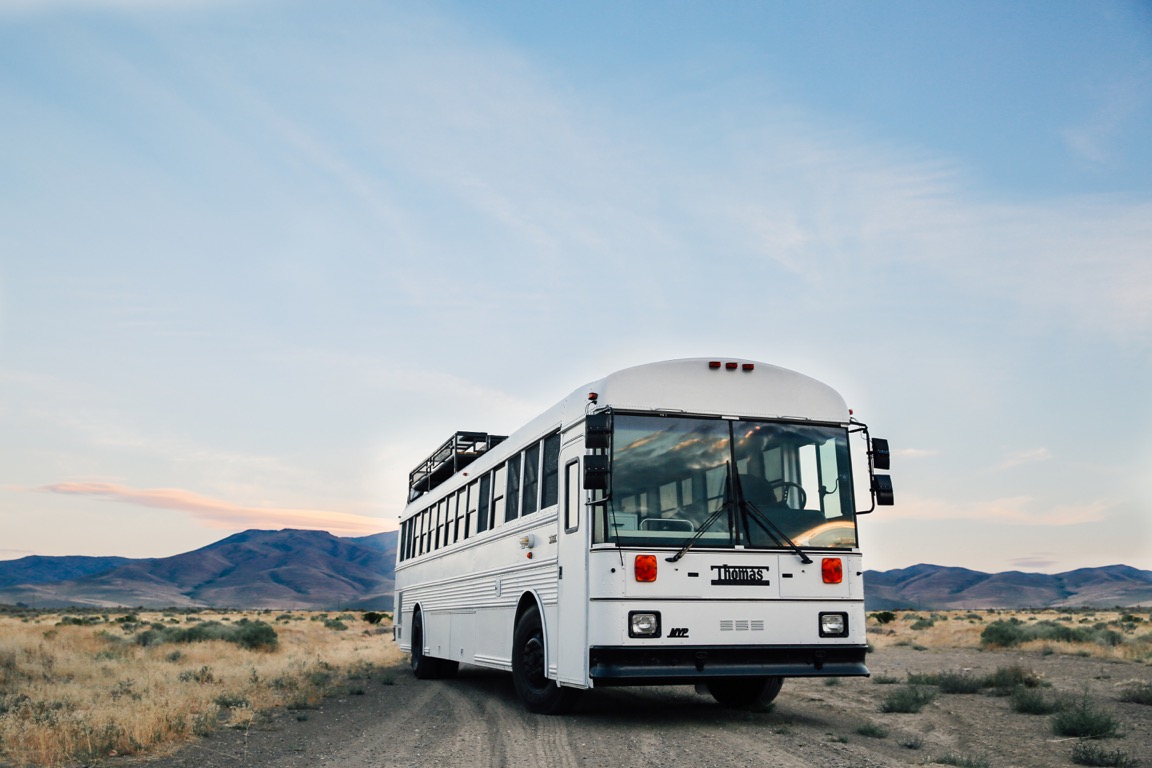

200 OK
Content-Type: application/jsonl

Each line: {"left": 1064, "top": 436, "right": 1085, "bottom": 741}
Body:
{"left": 408, "top": 431, "right": 507, "bottom": 501}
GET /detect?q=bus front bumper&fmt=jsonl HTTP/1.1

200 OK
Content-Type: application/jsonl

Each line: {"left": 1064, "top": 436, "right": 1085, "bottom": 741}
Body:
{"left": 588, "top": 644, "right": 868, "bottom": 686}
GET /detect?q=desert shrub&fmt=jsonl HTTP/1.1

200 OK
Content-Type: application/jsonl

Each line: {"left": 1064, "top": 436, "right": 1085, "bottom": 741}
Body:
{"left": 1117, "top": 681, "right": 1152, "bottom": 705}
{"left": 880, "top": 686, "right": 937, "bottom": 713}
{"left": 856, "top": 722, "right": 889, "bottom": 738}
{"left": 1010, "top": 687, "right": 1066, "bottom": 715}
{"left": 1052, "top": 696, "right": 1120, "bottom": 739}
{"left": 233, "top": 621, "right": 279, "bottom": 650}
{"left": 1071, "top": 742, "right": 1140, "bottom": 767}
{"left": 987, "top": 664, "right": 1042, "bottom": 691}
{"left": 132, "top": 620, "right": 277, "bottom": 650}
{"left": 872, "top": 674, "right": 901, "bottom": 685}
{"left": 982, "top": 619, "right": 1127, "bottom": 649}
{"left": 871, "top": 611, "right": 897, "bottom": 625}
{"left": 177, "top": 665, "right": 215, "bottom": 684}
{"left": 934, "top": 754, "right": 990, "bottom": 768}
{"left": 362, "top": 611, "right": 386, "bottom": 625}
{"left": 936, "top": 671, "right": 985, "bottom": 694}
{"left": 906, "top": 670, "right": 985, "bottom": 693}
{"left": 910, "top": 618, "right": 935, "bottom": 631}
{"left": 981, "top": 620, "right": 1027, "bottom": 647}
{"left": 900, "top": 734, "right": 924, "bottom": 750}
{"left": 323, "top": 619, "right": 348, "bottom": 631}
{"left": 213, "top": 693, "right": 250, "bottom": 709}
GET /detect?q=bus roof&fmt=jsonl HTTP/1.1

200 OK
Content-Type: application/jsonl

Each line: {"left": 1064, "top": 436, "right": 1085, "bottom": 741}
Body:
{"left": 403, "top": 358, "right": 849, "bottom": 508}
{"left": 564, "top": 358, "right": 848, "bottom": 424}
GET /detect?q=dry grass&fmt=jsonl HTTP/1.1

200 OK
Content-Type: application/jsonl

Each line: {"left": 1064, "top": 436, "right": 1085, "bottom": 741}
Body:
{"left": 0, "top": 609, "right": 401, "bottom": 767}
{"left": 867, "top": 609, "right": 1152, "bottom": 664}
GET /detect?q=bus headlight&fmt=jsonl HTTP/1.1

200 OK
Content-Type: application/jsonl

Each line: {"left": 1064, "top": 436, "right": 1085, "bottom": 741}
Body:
{"left": 629, "top": 611, "right": 661, "bottom": 638}
{"left": 819, "top": 612, "right": 848, "bottom": 638}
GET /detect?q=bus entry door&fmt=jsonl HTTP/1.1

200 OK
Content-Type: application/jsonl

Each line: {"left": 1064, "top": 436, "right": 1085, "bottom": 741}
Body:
{"left": 555, "top": 457, "right": 590, "bottom": 687}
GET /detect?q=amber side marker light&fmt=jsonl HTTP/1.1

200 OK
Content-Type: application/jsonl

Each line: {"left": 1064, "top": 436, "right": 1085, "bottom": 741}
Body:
{"left": 635, "top": 554, "right": 658, "bottom": 582}
{"left": 822, "top": 557, "right": 843, "bottom": 584}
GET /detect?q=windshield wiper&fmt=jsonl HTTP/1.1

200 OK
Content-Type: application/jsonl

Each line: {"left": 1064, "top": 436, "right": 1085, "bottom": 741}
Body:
{"left": 666, "top": 463, "right": 733, "bottom": 563}
{"left": 732, "top": 472, "right": 813, "bottom": 565}
{"left": 739, "top": 500, "right": 813, "bottom": 565}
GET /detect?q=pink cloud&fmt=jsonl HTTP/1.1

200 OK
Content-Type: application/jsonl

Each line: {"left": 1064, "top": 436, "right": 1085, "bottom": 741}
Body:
{"left": 41, "top": 481, "right": 386, "bottom": 536}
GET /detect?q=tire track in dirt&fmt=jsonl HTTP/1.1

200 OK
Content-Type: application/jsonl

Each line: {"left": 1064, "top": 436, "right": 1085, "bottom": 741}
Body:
{"left": 141, "top": 648, "right": 1152, "bottom": 768}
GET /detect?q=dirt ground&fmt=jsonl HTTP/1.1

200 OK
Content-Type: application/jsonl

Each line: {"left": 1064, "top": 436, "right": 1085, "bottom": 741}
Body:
{"left": 135, "top": 643, "right": 1151, "bottom": 768}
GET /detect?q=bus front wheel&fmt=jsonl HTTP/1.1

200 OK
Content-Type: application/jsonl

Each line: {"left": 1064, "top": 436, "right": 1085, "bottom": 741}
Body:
{"left": 706, "top": 676, "right": 784, "bottom": 708}
{"left": 511, "top": 606, "right": 579, "bottom": 715}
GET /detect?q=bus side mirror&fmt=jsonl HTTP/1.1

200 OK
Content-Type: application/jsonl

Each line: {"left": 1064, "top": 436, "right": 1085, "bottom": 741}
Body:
{"left": 586, "top": 412, "right": 611, "bottom": 450}
{"left": 872, "top": 474, "right": 894, "bottom": 506}
{"left": 584, "top": 454, "right": 610, "bottom": 491}
{"left": 871, "top": 438, "right": 890, "bottom": 470}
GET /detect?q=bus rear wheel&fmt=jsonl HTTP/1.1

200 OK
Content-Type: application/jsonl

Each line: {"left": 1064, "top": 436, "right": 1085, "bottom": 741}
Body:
{"left": 410, "top": 611, "right": 446, "bottom": 680}
{"left": 706, "top": 676, "right": 784, "bottom": 708}
{"left": 511, "top": 606, "right": 579, "bottom": 714}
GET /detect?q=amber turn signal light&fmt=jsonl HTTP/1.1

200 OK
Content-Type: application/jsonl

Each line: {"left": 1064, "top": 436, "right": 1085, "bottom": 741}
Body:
{"left": 822, "top": 557, "right": 843, "bottom": 584}
{"left": 635, "top": 554, "right": 658, "bottom": 582}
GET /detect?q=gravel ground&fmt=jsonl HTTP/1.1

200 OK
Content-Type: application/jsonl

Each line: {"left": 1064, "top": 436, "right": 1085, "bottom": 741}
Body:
{"left": 136, "top": 645, "right": 1152, "bottom": 768}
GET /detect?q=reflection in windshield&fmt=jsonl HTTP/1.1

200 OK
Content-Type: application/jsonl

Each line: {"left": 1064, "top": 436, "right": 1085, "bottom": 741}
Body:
{"left": 593, "top": 415, "right": 857, "bottom": 550}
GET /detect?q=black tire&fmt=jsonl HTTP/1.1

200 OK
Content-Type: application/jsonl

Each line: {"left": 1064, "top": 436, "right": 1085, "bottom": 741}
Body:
{"left": 511, "top": 606, "right": 580, "bottom": 714}
{"left": 706, "top": 676, "right": 784, "bottom": 708}
{"left": 410, "top": 611, "right": 441, "bottom": 680}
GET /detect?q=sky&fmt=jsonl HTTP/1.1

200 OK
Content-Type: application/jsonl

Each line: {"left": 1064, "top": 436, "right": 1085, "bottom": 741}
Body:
{"left": 1, "top": 0, "right": 1150, "bottom": 574}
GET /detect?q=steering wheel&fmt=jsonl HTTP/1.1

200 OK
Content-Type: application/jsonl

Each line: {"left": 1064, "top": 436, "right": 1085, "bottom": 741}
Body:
{"left": 767, "top": 480, "right": 807, "bottom": 509}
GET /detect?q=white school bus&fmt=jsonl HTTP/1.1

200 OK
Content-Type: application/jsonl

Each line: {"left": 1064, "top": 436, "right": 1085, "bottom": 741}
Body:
{"left": 393, "top": 358, "right": 894, "bottom": 713}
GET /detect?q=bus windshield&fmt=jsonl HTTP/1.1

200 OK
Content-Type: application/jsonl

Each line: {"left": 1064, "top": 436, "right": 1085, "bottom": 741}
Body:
{"left": 593, "top": 414, "right": 858, "bottom": 550}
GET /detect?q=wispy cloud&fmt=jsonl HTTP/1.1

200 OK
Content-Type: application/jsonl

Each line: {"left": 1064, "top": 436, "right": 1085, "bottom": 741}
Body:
{"left": 1009, "top": 555, "right": 1060, "bottom": 570}
{"left": 893, "top": 448, "right": 940, "bottom": 459}
{"left": 992, "top": 448, "right": 1053, "bottom": 472}
{"left": 1060, "top": 67, "right": 1152, "bottom": 167}
{"left": 39, "top": 481, "right": 385, "bottom": 536}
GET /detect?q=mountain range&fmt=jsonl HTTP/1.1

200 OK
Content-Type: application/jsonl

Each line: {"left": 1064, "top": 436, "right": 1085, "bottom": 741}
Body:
{"left": 1, "top": 529, "right": 1148, "bottom": 610}
{"left": 0, "top": 529, "right": 397, "bottom": 610}
{"left": 865, "top": 563, "right": 1152, "bottom": 610}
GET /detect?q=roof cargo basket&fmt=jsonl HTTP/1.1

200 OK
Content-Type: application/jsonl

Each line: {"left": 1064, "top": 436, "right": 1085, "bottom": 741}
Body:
{"left": 408, "top": 431, "right": 507, "bottom": 501}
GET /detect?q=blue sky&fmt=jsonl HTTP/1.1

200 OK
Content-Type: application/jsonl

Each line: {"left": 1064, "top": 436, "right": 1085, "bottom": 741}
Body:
{"left": 1, "top": 0, "right": 1149, "bottom": 573}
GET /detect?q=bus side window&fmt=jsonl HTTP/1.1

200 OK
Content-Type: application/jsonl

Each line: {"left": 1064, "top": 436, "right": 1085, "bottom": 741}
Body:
{"left": 523, "top": 441, "right": 541, "bottom": 515}
{"left": 419, "top": 508, "right": 428, "bottom": 555}
{"left": 454, "top": 490, "right": 465, "bottom": 543}
{"left": 542, "top": 433, "right": 560, "bottom": 508}
{"left": 477, "top": 473, "right": 492, "bottom": 533}
{"left": 564, "top": 459, "right": 580, "bottom": 532}
{"left": 464, "top": 481, "right": 476, "bottom": 540}
{"left": 505, "top": 454, "right": 521, "bottom": 522}
{"left": 492, "top": 464, "right": 507, "bottom": 526}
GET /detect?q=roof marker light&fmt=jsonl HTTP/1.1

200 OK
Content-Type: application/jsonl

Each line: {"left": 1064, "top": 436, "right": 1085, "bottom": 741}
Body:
{"left": 742, "top": 363, "right": 754, "bottom": 371}
{"left": 708, "top": 361, "right": 722, "bottom": 369}
{"left": 725, "top": 362, "right": 738, "bottom": 370}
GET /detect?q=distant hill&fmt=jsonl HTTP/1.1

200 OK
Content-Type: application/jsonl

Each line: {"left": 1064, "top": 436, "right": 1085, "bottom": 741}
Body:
{"left": 0, "top": 529, "right": 397, "bottom": 611}
{"left": 864, "top": 564, "right": 1152, "bottom": 610}
{"left": 2, "top": 533, "right": 1149, "bottom": 610}
{"left": 0, "top": 555, "right": 132, "bottom": 588}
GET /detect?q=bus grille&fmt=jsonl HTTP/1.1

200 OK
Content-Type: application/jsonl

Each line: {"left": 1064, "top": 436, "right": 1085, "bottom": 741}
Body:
{"left": 720, "top": 620, "right": 765, "bottom": 632}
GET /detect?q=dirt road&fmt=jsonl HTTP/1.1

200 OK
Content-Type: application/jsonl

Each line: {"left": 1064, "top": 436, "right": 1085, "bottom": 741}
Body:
{"left": 142, "top": 646, "right": 1151, "bottom": 768}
